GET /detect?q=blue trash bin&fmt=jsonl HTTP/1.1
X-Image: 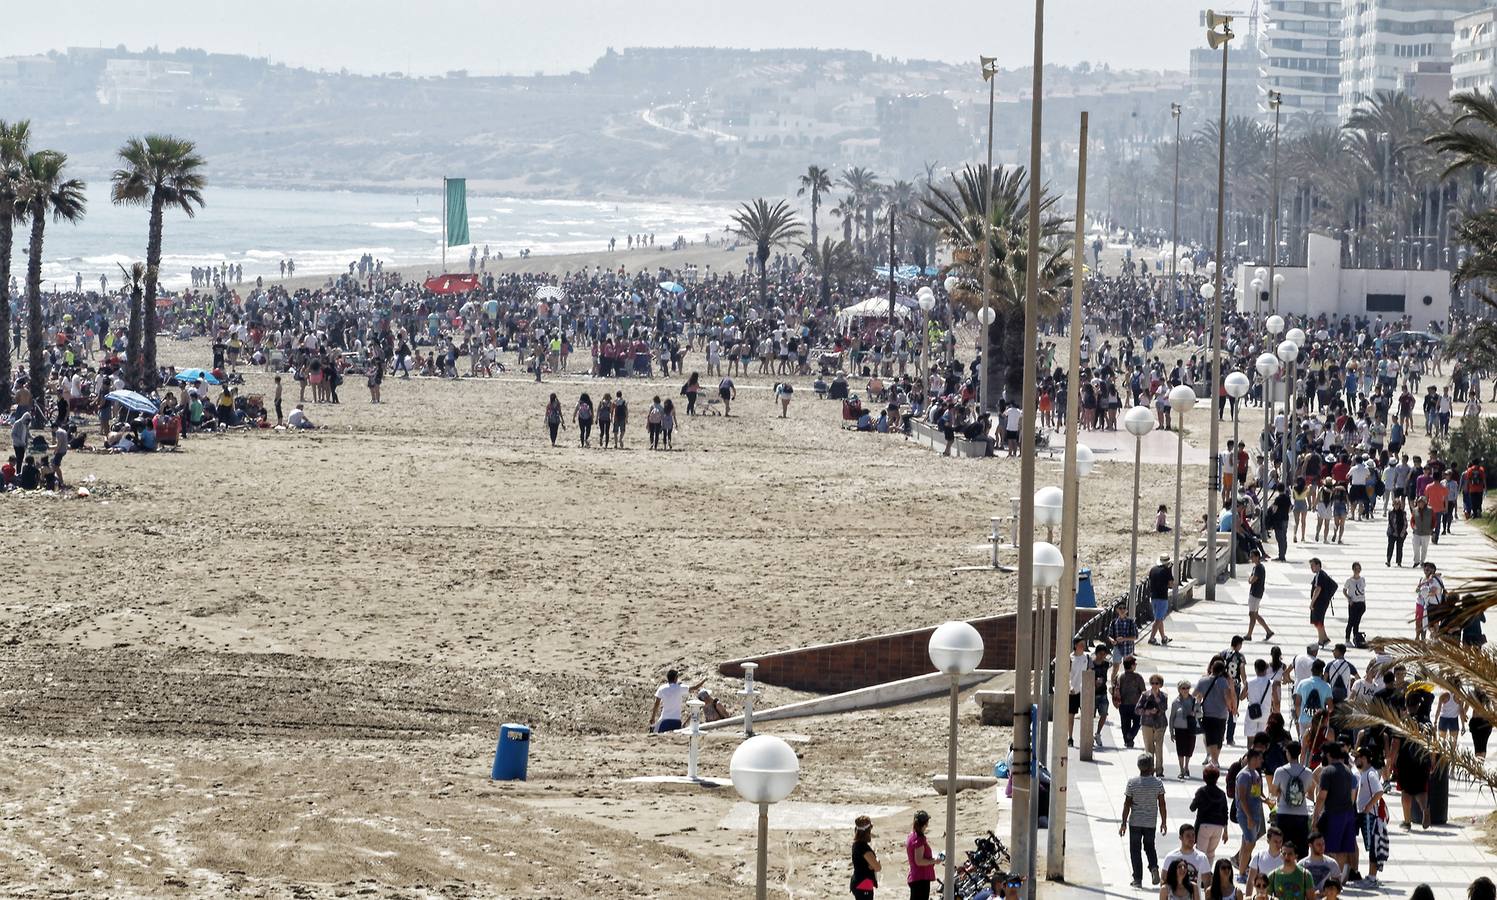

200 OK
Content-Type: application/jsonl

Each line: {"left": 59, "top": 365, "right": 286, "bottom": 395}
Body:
{"left": 491, "top": 723, "right": 531, "bottom": 781}
{"left": 1075, "top": 568, "right": 1096, "bottom": 608}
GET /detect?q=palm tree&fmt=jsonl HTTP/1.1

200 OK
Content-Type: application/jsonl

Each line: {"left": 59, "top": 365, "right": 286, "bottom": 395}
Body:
{"left": 840, "top": 166, "right": 880, "bottom": 248}
{"left": 830, "top": 197, "right": 856, "bottom": 243}
{"left": 797, "top": 165, "right": 833, "bottom": 253}
{"left": 1340, "top": 544, "right": 1497, "bottom": 792}
{"left": 0, "top": 119, "right": 31, "bottom": 410}
{"left": 804, "top": 237, "right": 869, "bottom": 306}
{"left": 111, "top": 135, "right": 206, "bottom": 390}
{"left": 20, "top": 149, "right": 86, "bottom": 394}
{"left": 918, "top": 164, "right": 1071, "bottom": 403}
{"left": 730, "top": 198, "right": 805, "bottom": 308}
{"left": 123, "top": 261, "right": 145, "bottom": 386}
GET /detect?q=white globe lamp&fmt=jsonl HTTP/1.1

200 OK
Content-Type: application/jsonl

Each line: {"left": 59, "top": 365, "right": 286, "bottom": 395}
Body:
{"left": 1256, "top": 352, "right": 1279, "bottom": 378}
{"left": 1074, "top": 443, "right": 1096, "bottom": 477}
{"left": 1033, "top": 541, "right": 1065, "bottom": 589}
{"left": 1168, "top": 384, "right": 1197, "bottom": 412}
{"left": 928, "top": 620, "right": 985, "bottom": 675}
{"left": 1286, "top": 327, "right": 1306, "bottom": 346}
{"left": 731, "top": 734, "right": 802, "bottom": 900}
{"left": 1034, "top": 485, "right": 1064, "bottom": 528}
{"left": 943, "top": 275, "right": 960, "bottom": 294}
{"left": 1265, "top": 314, "right": 1285, "bottom": 336}
{"left": 1124, "top": 405, "right": 1155, "bottom": 437}
{"left": 1224, "top": 371, "right": 1250, "bottom": 399}
{"left": 1277, "top": 340, "right": 1299, "bottom": 363}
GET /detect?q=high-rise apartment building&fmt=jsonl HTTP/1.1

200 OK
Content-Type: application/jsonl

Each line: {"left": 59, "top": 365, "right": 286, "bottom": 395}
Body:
{"left": 1259, "top": 0, "right": 1342, "bottom": 127}
{"left": 1339, "top": 0, "right": 1487, "bottom": 121}
{"left": 1452, "top": 7, "right": 1497, "bottom": 96}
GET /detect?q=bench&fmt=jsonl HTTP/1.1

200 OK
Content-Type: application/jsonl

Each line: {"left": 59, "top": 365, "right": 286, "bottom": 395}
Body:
{"left": 908, "top": 418, "right": 987, "bottom": 458}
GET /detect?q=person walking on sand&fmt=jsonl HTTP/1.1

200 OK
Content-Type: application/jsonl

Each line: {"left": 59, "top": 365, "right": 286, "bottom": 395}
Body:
{"left": 905, "top": 810, "right": 939, "bottom": 900}
{"left": 718, "top": 374, "right": 736, "bottom": 416}
{"left": 544, "top": 393, "right": 564, "bottom": 446}
{"left": 596, "top": 394, "right": 613, "bottom": 449}
{"left": 850, "top": 815, "right": 881, "bottom": 900}
{"left": 613, "top": 391, "right": 629, "bottom": 448}
{"left": 648, "top": 669, "right": 705, "bottom": 733}
{"left": 775, "top": 380, "right": 793, "bottom": 417}
{"left": 574, "top": 392, "right": 594, "bottom": 447}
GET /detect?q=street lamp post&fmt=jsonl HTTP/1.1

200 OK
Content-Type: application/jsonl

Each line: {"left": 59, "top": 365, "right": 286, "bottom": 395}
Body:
{"left": 1267, "top": 90, "right": 1282, "bottom": 313}
{"left": 1168, "top": 384, "right": 1197, "bottom": 605}
{"left": 1203, "top": 8, "right": 1235, "bottom": 604}
{"left": 929, "top": 621, "right": 986, "bottom": 900}
{"left": 1033, "top": 485, "right": 1064, "bottom": 773}
{"left": 1029, "top": 540, "right": 1065, "bottom": 833}
{"left": 1278, "top": 335, "right": 1302, "bottom": 484}
{"left": 1256, "top": 340, "right": 1282, "bottom": 542}
{"left": 920, "top": 289, "right": 937, "bottom": 391}
{"left": 1224, "top": 371, "right": 1250, "bottom": 577}
{"left": 730, "top": 735, "right": 801, "bottom": 900}
{"left": 1124, "top": 405, "right": 1156, "bottom": 593}
{"left": 1170, "top": 102, "right": 1182, "bottom": 314}
{"left": 1012, "top": 0, "right": 1048, "bottom": 889}
{"left": 980, "top": 56, "right": 999, "bottom": 413}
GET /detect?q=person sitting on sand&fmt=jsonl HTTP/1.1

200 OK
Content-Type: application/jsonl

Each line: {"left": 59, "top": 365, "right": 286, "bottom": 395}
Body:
{"left": 287, "top": 404, "right": 317, "bottom": 430}
{"left": 697, "top": 689, "right": 731, "bottom": 722}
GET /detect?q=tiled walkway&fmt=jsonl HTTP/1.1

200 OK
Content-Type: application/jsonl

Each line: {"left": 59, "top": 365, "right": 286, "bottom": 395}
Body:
{"left": 1047, "top": 507, "right": 1497, "bottom": 898}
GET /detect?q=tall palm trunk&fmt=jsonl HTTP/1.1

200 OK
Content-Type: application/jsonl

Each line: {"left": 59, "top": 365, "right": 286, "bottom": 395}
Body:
{"left": 126, "top": 276, "right": 143, "bottom": 389}
{"left": 24, "top": 208, "right": 45, "bottom": 394}
{"left": 0, "top": 215, "right": 13, "bottom": 409}
{"left": 757, "top": 251, "right": 769, "bottom": 308}
{"left": 809, "top": 195, "right": 819, "bottom": 252}
{"left": 142, "top": 196, "right": 164, "bottom": 390}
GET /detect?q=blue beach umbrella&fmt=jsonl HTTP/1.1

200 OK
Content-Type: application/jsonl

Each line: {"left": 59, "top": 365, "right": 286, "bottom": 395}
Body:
{"left": 173, "top": 368, "right": 221, "bottom": 385}
{"left": 105, "top": 390, "right": 159, "bottom": 415}
{"left": 658, "top": 281, "right": 686, "bottom": 294}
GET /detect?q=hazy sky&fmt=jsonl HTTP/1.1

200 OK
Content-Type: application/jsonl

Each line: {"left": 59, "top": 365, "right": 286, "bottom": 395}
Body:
{"left": 7, "top": 0, "right": 1208, "bottom": 75}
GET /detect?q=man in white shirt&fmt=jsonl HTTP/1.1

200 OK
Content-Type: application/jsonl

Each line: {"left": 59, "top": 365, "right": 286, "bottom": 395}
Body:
{"left": 1161, "top": 824, "right": 1211, "bottom": 882}
{"left": 1247, "top": 826, "right": 1287, "bottom": 887}
{"left": 1003, "top": 404, "right": 1024, "bottom": 457}
{"left": 1293, "top": 644, "right": 1319, "bottom": 684}
{"left": 648, "top": 669, "right": 705, "bottom": 733}
{"left": 1242, "top": 658, "right": 1276, "bottom": 739}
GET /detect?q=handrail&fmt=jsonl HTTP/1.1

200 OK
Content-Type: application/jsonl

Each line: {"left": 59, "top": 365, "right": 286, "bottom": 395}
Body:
{"left": 1073, "top": 544, "right": 1209, "bottom": 645}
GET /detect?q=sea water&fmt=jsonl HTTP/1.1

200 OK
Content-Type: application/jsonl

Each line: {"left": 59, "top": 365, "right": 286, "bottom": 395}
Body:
{"left": 21, "top": 184, "right": 735, "bottom": 292}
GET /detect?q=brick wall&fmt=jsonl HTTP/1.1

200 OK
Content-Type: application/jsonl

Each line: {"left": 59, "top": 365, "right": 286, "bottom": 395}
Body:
{"left": 719, "top": 609, "right": 1100, "bottom": 694}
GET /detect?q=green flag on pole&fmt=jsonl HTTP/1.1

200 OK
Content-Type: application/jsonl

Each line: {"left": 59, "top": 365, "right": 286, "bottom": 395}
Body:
{"left": 444, "top": 178, "right": 470, "bottom": 247}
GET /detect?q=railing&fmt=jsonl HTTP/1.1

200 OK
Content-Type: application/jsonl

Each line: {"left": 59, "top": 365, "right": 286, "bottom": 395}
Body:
{"left": 1073, "top": 544, "right": 1210, "bottom": 645}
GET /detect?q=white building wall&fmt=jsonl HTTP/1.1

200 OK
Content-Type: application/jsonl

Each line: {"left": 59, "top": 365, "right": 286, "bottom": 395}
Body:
{"left": 1452, "top": 8, "right": 1497, "bottom": 95}
{"left": 1339, "top": 0, "right": 1486, "bottom": 122}
{"left": 1260, "top": 0, "right": 1341, "bottom": 126}
{"left": 1235, "top": 232, "right": 1450, "bottom": 326}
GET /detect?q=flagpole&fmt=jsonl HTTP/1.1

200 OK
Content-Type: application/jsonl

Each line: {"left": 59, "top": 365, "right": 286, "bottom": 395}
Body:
{"left": 442, "top": 177, "right": 448, "bottom": 271}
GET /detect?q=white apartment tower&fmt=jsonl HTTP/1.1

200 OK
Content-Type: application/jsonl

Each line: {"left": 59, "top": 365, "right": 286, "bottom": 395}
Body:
{"left": 1260, "top": 0, "right": 1342, "bottom": 127}
{"left": 1339, "top": 0, "right": 1487, "bottom": 121}
{"left": 1452, "top": 7, "right": 1497, "bottom": 96}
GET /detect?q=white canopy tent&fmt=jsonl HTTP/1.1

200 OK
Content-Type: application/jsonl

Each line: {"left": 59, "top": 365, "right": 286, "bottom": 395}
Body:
{"left": 835, "top": 296, "right": 916, "bottom": 328}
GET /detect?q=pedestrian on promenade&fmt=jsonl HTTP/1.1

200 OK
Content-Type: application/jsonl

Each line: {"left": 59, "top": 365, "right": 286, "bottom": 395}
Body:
{"left": 1311, "top": 742, "right": 1360, "bottom": 882}
{"left": 1342, "top": 563, "right": 1367, "bottom": 643}
{"left": 1353, "top": 746, "right": 1386, "bottom": 888}
{"left": 1148, "top": 554, "right": 1175, "bottom": 647}
{"left": 1270, "top": 740, "right": 1314, "bottom": 857}
{"left": 1246, "top": 551, "right": 1275, "bottom": 641}
{"left": 1118, "top": 655, "right": 1147, "bottom": 750}
{"left": 1411, "top": 495, "right": 1435, "bottom": 565}
{"left": 1211, "top": 636, "right": 1248, "bottom": 747}
{"left": 1119, "top": 753, "right": 1168, "bottom": 889}
{"left": 1245, "top": 826, "right": 1285, "bottom": 888}
{"left": 1233, "top": 747, "right": 1267, "bottom": 882}
{"left": 1138, "top": 673, "right": 1170, "bottom": 765}
{"left": 1242, "top": 659, "right": 1275, "bottom": 740}
{"left": 1195, "top": 659, "right": 1238, "bottom": 768}
{"left": 1266, "top": 487, "right": 1291, "bottom": 562}
{"left": 1387, "top": 498, "right": 1409, "bottom": 567}
{"left": 1188, "top": 769, "right": 1230, "bottom": 865}
{"left": 1171, "top": 681, "right": 1202, "bottom": 780}
{"left": 1109, "top": 599, "right": 1140, "bottom": 666}
{"left": 1163, "top": 822, "right": 1211, "bottom": 883}
{"left": 1416, "top": 562, "right": 1445, "bottom": 640}
{"left": 1093, "top": 644, "right": 1114, "bottom": 748}
{"left": 1308, "top": 558, "right": 1337, "bottom": 646}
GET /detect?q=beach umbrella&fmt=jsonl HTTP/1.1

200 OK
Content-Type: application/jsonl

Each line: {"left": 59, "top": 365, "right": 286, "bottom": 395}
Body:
{"left": 535, "top": 285, "right": 564, "bottom": 301}
{"left": 173, "top": 368, "right": 221, "bottom": 385}
{"left": 658, "top": 281, "right": 686, "bottom": 294}
{"left": 105, "top": 390, "right": 159, "bottom": 415}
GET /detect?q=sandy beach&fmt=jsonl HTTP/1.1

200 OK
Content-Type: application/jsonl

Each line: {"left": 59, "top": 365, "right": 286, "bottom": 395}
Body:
{"left": 0, "top": 327, "right": 1231, "bottom": 898}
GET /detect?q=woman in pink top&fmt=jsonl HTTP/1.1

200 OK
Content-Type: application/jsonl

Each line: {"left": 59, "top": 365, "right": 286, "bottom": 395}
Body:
{"left": 905, "top": 809, "right": 939, "bottom": 898}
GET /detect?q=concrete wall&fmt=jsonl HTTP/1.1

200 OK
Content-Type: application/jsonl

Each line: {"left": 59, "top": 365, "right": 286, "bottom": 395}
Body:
{"left": 719, "top": 609, "right": 1100, "bottom": 694}
{"left": 1235, "top": 231, "right": 1450, "bottom": 326}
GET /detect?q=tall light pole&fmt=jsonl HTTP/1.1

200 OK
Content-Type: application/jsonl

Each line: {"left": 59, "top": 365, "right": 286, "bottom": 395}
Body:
{"left": 1170, "top": 103, "right": 1182, "bottom": 313}
{"left": 729, "top": 736, "right": 800, "bottom": 900}
{"left": 1279, "top": 332, "right": 1304, "bottom": 482}
{"left": 1124, "top": 405, "right": 1156, "bottom": 592}
{"left": 929, "top": 621, "right": 985, "bottom": 900}
{"left": 1011, "top": 0, "right": 1046, "bottom": 889}
{"left": 1046, "top": 109, "right": 1091, "bottom": 883}
{"left": 1203, "top": 9, "right": 1235, "bottom": 603}
{"left": 1267, "top": 90, "right": 1283, "bottom": 315}
{"left": 1259, "top": 315, "right": 1285, "bottom": 539}
{"left": 1224, "top": 371, "right": 1250, "bottom": 578}
{"left": 980, "top": 55, "right": 998, "bottom": 412}
{"left": 1169, "top": 383, "right": 1197, "bottom": 607}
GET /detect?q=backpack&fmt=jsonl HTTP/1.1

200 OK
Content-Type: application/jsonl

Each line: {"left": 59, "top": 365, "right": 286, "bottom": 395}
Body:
{"left": 1304, "top": 684, "right": 1325, "bottom": 712}
{"left": 1327, "top": 660, "right": 1356, "bottom": 703}
{"left": 1284, "top": 764, "right": 1308, "bottom": 808}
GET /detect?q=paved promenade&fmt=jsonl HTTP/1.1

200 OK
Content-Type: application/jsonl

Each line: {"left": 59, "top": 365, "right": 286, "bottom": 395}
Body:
{"left": 1047, "top": 505, "right": 1497, "bottom": 898}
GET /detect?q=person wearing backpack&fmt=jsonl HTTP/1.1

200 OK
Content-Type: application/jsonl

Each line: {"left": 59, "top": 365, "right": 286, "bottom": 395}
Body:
{"left": 1324, "top": 645, "right": 1358, "bottom": 707}
{"left": 1294, "top": 659, "right": 1333, "bottom": 745}
{"left": 1308, "top": 558, "right": 1337, "bottom": 647}
{"left": 1269, "top": 740, "right": 1314, "bottom": 858}
{"left": 1212, "top": 636, "right": 1248, "bottom": 747}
